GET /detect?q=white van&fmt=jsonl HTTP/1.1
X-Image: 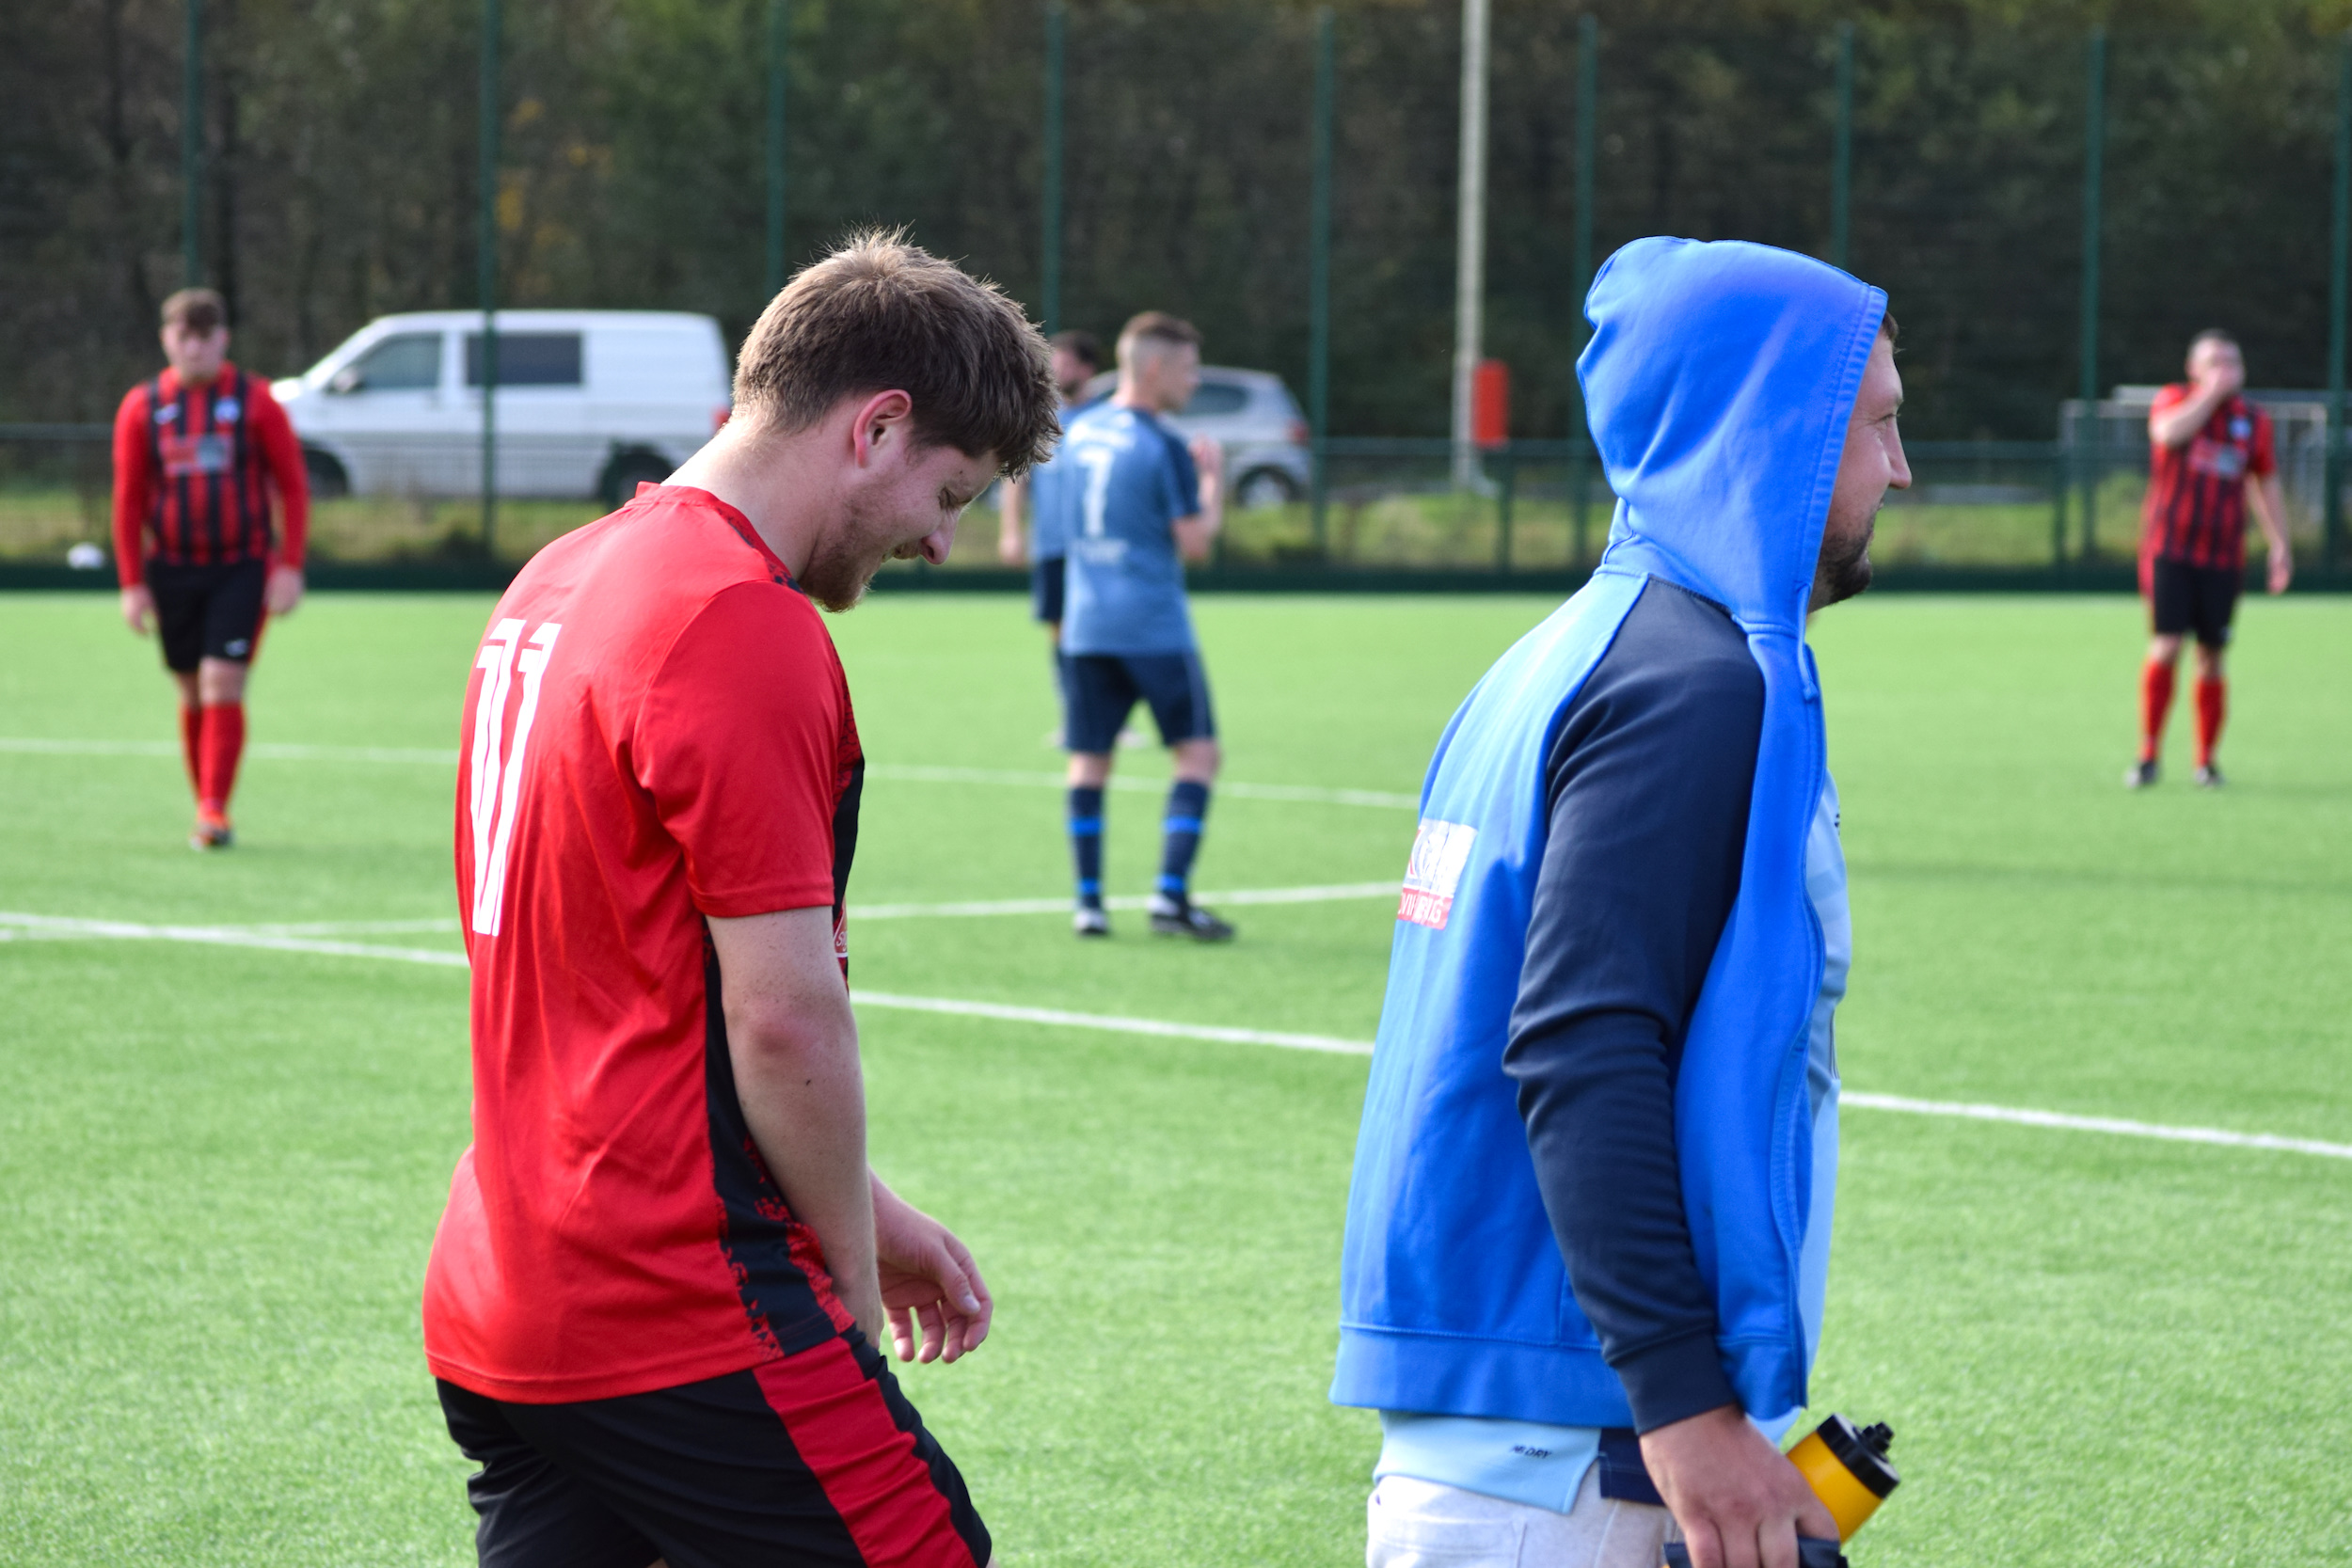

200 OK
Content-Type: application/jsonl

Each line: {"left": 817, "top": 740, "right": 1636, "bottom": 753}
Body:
{"left": 273, "top": 309, "right": 732, "bottom": 503}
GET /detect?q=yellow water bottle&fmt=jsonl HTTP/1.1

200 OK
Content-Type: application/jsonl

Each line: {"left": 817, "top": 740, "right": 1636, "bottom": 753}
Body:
{"left": 1661, "top": 1415, "right": 1897, "bottom": 1568}
{"left": 1786, "top": 1415, "right": 1899, "bottom": 1542}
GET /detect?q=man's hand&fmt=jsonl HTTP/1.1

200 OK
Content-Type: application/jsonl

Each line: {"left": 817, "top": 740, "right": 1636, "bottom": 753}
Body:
{"left": 871, "top": 1174, "right": 993, "bottom": 1364}
{"left": 1641, "top": 1405, "right": 1839, "bottom": 1568}
{"left": 265, "top": 564, "right": 306, "bottom": 617}
{"left": 2267, "top": 542, "right": 2294, "bottom": 594}
{"left": 1188, "top": 434, "right": 1225, "bottom": 491}
{"left": 2198, "top": 356, "right": 2246, "bottom": 400}
{"left": 119, "top": 584, "right": 154, "bottom": 636}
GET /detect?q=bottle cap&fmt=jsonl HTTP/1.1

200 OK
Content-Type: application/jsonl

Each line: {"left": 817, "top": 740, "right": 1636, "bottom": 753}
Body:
{"left": 1816, "top": 1415, "right": 1900, "bottom": 1498}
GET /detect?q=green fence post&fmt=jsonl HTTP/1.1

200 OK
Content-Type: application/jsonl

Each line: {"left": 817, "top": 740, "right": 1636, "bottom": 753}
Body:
{"left": 764, "top": 0, "right": 787, "bottom": 298}
{"left": 2329, "top": 31, "right": 2349, "bottom": 570}
{"left": 183, "top": 0, "right": 204, "bottom": 286}
{"left": 1832, "top": 21, "right": 1852, "bottom": 272}
{"left": 1570, "top": 11, "right": 1597, "bottom": 567}
{"left": 479, "top": 0, "right": 500, "bottom": 554}
{"left": 1308, "top": 7, "right": 1335, "bottom": 556}
{"left": 2075, "top": 26, "right": 2106, "bottom": 566}
{"left": 1495, "top": 449, "right": 1516, "bottom": 573}
{"left": 1041, "top": 1, "right": 1065, "bottom": 335}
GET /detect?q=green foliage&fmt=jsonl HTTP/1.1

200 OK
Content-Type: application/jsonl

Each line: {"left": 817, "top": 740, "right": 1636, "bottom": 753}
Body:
{"left": 7, "top": 1, "right": 2352, "bottom": 436}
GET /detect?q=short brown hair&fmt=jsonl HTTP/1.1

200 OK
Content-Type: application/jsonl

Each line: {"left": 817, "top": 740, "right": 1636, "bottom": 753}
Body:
{"left": 161, "top": 288, "right": 227, "bottom": 335}
{"left": 733, "top": 231, "right": 1057, "bottom": 478}
{"left": 1116, "top": 310, "right": 1200, "bottom": 367}
{"left": 1051, "top": 328, "right": 1104, "bottom": 371}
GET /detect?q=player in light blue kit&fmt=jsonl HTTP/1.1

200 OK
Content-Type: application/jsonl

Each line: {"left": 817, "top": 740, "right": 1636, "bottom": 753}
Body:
{"left": 1056, "top": 311, "right": 1233, "bottom": 941}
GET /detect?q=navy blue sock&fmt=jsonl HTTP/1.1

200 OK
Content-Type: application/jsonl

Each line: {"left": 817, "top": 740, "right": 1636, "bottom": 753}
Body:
{"left": 1069, "top": 786, "right": 1105, "bottom": 907}
{"left": 1157, "top": 781, "right": 1210, "bottom": 899}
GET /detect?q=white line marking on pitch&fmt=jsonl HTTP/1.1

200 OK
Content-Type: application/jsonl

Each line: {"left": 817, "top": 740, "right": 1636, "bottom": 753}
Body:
{"left": 853, "top": 881, "right": 1398, "bottom": 920}
{"left": 6, "top": 908, "right": 2347, "bottom": 1164}
{"left": 849, "top": 991, "right": 1374, "bottom": 1056}
{"left": 1839, "top": 1091, "right": 2352, "bottom": 1162}
{"left": 0, "top": 740, "right": 1421, "bottom": 809}
{"left": 0, "top": 911, "right": 468, "bottom": 967}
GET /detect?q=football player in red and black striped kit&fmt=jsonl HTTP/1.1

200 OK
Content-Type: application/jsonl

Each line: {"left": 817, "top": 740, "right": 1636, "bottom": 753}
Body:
{"left": 113, "top": 287, "right": 310, "bottom": 847}
{"left": 2127, "top": 328, "right": 2292, "bottom": 789}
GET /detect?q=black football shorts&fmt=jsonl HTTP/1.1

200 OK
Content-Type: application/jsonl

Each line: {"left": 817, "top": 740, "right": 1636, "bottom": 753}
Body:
{"left": 146, "top": 556, "right": 267, "bottom": 673}
{"left": 2147, "top": 556, "right": 2240, "bottom": 649}
{"left": 1064, "top": 650, "right": 1216, "bottom": 754}
{"left": 437, "top": 1330, "right": 990, "bottom": 1568}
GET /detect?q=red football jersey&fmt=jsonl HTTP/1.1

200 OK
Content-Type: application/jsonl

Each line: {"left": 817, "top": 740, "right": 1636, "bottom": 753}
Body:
{"left": 2141, "top": 387, "right": 2274, "bottom": 571}
{"left": 424, "top": 485, "right": 866, "bottom": 1404}
{"left": 111, "top": 364, "right": 310, "bottom": 586}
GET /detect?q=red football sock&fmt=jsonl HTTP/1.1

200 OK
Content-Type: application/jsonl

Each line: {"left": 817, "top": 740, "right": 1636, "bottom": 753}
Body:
{"left": 198, "top": 702, "right": 246, "bottom": 816}
{"left": 2137, "top": 659, "right": 2176, "bottom": 765}
{"left": 2194, "top": 677, "right": 2226, "bottom": 769}
{"left": 179, "top": 704, "right": 206, "bottom": 800}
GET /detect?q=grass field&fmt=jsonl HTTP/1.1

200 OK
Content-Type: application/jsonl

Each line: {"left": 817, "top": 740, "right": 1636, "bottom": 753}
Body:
{"left": 3, "top": 587, "right": 2348, "bottom": 1567}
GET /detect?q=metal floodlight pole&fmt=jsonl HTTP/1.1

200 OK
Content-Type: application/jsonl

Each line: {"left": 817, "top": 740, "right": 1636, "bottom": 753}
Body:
{"left": 2075, "top": 26, "right": 2106, "bottom": 564}
{"left": 1308, "top": 7, "right": 1336, "bottom": 552}
{"left": 1041, "top": 0, "right": 1066, "bottom": 336}
{"left": 765, "top": 0, "right": 787, "bottom": 299}
{"left": 480, "top": 0, "right": 501, "bottom": 552}
{"left": 1450, "top": 0, "right": 1491, "bottom": 492}
{"left": 2329, "top": 30, "right": 2350, "bottom": 569}
{"left": 1570, "top": 11, "right": 1597, "bottom": 562}
{"left": 1832, "top": 20, "right": 1853, "bottom": 272}
{"left": 183, "top": 0, "right": 204, "bottom": 286}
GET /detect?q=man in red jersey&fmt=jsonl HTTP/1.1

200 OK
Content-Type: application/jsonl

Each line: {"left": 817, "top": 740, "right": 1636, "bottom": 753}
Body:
{"left": 112, "top": 288, "right": 310, "bottom": 848}
{"left": 2127, "top": 328, "right": 2292, "bottom": 789}
{"left": 424, "top": 233, "right": 1057, "bottom": 1568}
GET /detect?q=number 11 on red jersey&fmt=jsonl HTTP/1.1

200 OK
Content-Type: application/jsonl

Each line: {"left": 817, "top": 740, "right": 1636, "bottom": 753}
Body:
{"left": 469, "top": 617, "right": 563, "bottom": 937}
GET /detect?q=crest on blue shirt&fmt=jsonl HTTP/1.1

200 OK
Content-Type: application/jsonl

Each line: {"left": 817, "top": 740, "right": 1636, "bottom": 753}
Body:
{"left": 214, "top": 397, "right": 241, "bottom": 423}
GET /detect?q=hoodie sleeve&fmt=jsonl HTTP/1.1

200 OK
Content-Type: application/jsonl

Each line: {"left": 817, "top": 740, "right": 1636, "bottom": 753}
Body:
{"left": 1503, "top": 580, "right": 1764, "bottom": 1433}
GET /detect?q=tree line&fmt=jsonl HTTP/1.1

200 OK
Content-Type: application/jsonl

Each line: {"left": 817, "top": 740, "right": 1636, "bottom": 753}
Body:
{"left": 2, "top": 0, "right": 2341, "bottom": 438}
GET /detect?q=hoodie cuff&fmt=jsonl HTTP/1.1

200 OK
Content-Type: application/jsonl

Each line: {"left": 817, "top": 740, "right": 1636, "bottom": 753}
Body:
{"left": 1614, "top": 1326, "right": 1740, "bottom": 1434}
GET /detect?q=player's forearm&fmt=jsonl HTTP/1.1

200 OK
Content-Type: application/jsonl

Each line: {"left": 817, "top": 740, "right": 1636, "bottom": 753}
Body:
{"left": 726, "top": 1005, "right": 882, "bottom": 1332}
{"left": 2150, "top": 387, "right": 2223, "bottom": 447}
{"left": 2253, "top": 480, "right": 2291, "bottom": 554}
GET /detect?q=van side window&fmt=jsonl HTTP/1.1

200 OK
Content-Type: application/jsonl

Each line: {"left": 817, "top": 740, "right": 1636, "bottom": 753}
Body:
{"left": 339, "top": 333, "right": 442, "bottom": 393}
{"left": 1182, "top": 381, "right": 1249, "bottom": 417}
{"left": 466, "top": 333, "right": 584, "bottom": 388}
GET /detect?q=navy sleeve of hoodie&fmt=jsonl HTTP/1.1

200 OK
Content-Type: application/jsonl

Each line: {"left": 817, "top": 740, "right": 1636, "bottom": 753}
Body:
{"left": 1502, "top": 580, "right": 1765, "bottom": 1434}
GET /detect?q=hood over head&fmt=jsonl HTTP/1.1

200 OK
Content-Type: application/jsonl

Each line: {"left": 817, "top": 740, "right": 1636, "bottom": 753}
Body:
{"left": 1578, "top": 238, "right": 1886, "bottom": 631}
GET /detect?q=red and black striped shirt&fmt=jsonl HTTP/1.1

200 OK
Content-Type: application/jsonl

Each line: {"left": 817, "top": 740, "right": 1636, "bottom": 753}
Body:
{"left": 2141, "top": 387, "right": 2274, "bottom": 571}
{"left": 111, "top": 364, "right": 309, "bottom": 588}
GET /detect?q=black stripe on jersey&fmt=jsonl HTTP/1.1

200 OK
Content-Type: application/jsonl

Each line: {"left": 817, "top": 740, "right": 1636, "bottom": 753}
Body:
{"left": 700, "top": 939, "right": 846, "bottom": 1362}
{"left": 198, "top": 375, "right": 224, "bottom": 563}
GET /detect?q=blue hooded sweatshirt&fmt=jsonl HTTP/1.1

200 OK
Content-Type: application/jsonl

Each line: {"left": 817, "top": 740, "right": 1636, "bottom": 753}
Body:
{"left": 1333, "top": 238, "right": 1884, "bottom": 1431}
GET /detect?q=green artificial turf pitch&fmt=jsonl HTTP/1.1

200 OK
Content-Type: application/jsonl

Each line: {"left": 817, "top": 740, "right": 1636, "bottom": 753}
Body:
{"left": 2, "top": 589, "right": 2347, "bottom": 1566}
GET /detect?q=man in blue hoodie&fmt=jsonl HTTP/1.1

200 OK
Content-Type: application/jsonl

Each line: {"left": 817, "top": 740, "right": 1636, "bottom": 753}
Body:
{"left": 1335, "top": 239, "right": 1909, "bottom": 1568}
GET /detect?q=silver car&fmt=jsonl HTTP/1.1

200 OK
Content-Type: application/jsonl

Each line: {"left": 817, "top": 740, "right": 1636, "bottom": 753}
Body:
{"left": 1083, "top": 365, "right": 1312, "bottom": 509}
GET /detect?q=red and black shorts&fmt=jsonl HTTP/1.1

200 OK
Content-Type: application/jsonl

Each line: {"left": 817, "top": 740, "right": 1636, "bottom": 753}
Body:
{"left": 2146, "top": 555, "right": 2241, "bottom": 650}
{"left": 146, "top": 556, "right": 267, "bottom": 673}
{"left": 437, "top": 1330, "right": 990, "bottom": 1568}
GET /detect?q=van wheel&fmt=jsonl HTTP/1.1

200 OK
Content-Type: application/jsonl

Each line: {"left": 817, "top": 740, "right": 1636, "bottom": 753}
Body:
{"left": 601, "top": 452, "right": 675, "bottom": 506}
{"left": 1234, "top": 467, "right": 1300, "bottom": 509}
{"left": 303, "top": 450, "right": 350, "bottom": 499}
